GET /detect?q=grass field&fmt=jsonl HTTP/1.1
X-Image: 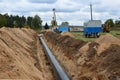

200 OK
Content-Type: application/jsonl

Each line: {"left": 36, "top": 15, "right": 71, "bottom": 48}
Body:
{"left": 71, "top": 30, "right": 120, "bottom": 42}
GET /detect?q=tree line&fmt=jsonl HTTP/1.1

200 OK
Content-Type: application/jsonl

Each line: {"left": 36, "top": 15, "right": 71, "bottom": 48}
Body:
{"left": 0, "top": 13, "right": 119, "bottom": 30}
{"left": 0, "top": 13, "right": 42, "bottom": 29}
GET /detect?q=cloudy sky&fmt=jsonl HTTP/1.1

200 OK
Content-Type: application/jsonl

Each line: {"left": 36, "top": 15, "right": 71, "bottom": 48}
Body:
{"left": 0, "top": 0, "right": 120, "bottom": 25}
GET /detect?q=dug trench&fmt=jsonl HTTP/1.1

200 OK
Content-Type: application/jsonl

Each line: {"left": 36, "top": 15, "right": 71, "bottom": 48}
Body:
{"left": 43, "top": 31, "right": 120, "bottom": 80}
{"left": 0, "top": 27, "right": 120, "bottom": 80}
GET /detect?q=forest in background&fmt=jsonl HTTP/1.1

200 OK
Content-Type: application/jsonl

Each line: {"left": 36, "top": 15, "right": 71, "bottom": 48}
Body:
{"left": 0, "top": 13, "right": 42, "bottom": 29}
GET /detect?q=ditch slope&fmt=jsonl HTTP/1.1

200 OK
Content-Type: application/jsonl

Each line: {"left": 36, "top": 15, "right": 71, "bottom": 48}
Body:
{"left": 0, "top": 28, "right": 54, "bottom": 80}
{"left": 43, "top": 31, "right": 120, "bottom": 80}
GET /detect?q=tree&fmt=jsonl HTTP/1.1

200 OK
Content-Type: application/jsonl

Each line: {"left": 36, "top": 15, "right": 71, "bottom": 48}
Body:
{"left": 13, "top": 15, "right": 20, "bottom": 28}
{"left": 0, "top": 13, "right": 43, "bottom": 29}
{"left": 61, "top": 21, "right": 69, "bottom": 25}
{"left": 27, "top": 16, "right": 33, "bottom": 28}
{"left": 21, "top": 16, "right": 26, "bottom": 27}
{"left": 8, "top": 15, "right": 14, "bottom": 27}
{"left": 44, "top": 23, "right": 49, "bottom": 29}
{"left": 0, "top": 14, "right": 6, "bottom": 27}
{"left": 115, "top": 20, "right": 120, "bottom": 27}
{"left": 32, "top": 15, "right": 42, "bottom": 29}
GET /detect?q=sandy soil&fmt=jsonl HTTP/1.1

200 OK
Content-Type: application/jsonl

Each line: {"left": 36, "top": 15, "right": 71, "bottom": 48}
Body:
{"left": 0, "top": 27, "right": 54, "bottom": 80}
{"left": 43, "top": 31, "right": 120, "bottom": 80}
{"left": 1, "top": 27, "right": 120, "bottom": 80}
{"left": 61, "top": 31, "right": 75, "bottom": 38}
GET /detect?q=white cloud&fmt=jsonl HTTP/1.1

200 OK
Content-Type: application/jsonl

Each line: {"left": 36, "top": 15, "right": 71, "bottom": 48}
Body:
{"left": 27, "top": 0, "right": 57, "bottom": 4}
{"left": 0, "top": 0, "right": 120, "bottom": 25}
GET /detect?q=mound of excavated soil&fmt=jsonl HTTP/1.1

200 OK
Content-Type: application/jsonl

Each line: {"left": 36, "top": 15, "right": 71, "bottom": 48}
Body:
{"left": 43, "top": 31, "right": 120, "bottom": 80}
{"left": 80, "top": 34, "right": 120, "bottom": 56}
{"left": 0, "top": 27, "right": 43, "bottom": 79}
{"left": 44, "top": 31, "right": 86, "bottom": 58}
{"left": 77, "top": 34, "right": 120, "bottom": 79}
{"left": 61, "top": 31, "right": 75, "bottom": 38}
{"left": 95, "top": 34, "right": 120, "bottom": 56}
{"left": 100, "top": 44, "right": 120, "bottom": 75}
{"left": 96, "top": 34, "right": 120, "bottom": 44}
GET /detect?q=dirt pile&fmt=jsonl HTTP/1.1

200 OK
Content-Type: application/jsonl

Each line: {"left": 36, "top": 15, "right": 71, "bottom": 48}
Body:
{"left": 77, "top": 44, "right": 120, "bottom": 80}
{"left": 0, "top": 27, "right": 54, "bottom": 80}
{"left": 96, "top": 35, "right": 120, "bottom": 79}
{"left": 100, "top": 44, "right": 120, "bottom": 75}
{"left": 95, "top": 34, "right": 120, "bottom": 55}
{"left": 77, "top": 34, "right": 120, "bottom": 80}
{"left": 79, "top": 34, "right": 120, "bottom": 56}
{"left": 43, "top": 31, "right": 120, "bottom": 80}
{"left": 61, "top": 31, "right": 75, "bottom": 38}
{"left": 44, "top": 31, "right": 86, "bottom": 58}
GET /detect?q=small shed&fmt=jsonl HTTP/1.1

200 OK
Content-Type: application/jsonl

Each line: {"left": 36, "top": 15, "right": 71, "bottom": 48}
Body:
{"left": 59, "top": 23, "right": 70, "bottom": 32}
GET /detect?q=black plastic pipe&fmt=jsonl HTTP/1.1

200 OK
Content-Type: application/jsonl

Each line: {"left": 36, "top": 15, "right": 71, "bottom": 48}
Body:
{"left": 38, "top": 34, "right": 70, "bottom": 80}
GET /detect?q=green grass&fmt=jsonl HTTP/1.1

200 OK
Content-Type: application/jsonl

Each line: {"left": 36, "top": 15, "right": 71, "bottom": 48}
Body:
{"left": 100, "top": 30, "right": 120, "bottom": 39}
{"left": 71, "top": 30, "right": 120, "bottom": 42}
{"left": 71, "top": 31, "right": 96, "bottom": 42}
{"left": 108, "top": 31, "right": 120, "bottom": 39}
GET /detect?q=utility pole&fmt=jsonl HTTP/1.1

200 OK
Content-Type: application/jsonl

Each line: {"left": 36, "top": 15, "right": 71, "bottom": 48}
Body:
{"left": 53, "top": 8, "right": 57, "bottom": 26}
{"left": 90, "top": 4, "right": 93, "bottom": 21}
{"left": 53, "top": 8, "right": 56, "bottom": 22}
